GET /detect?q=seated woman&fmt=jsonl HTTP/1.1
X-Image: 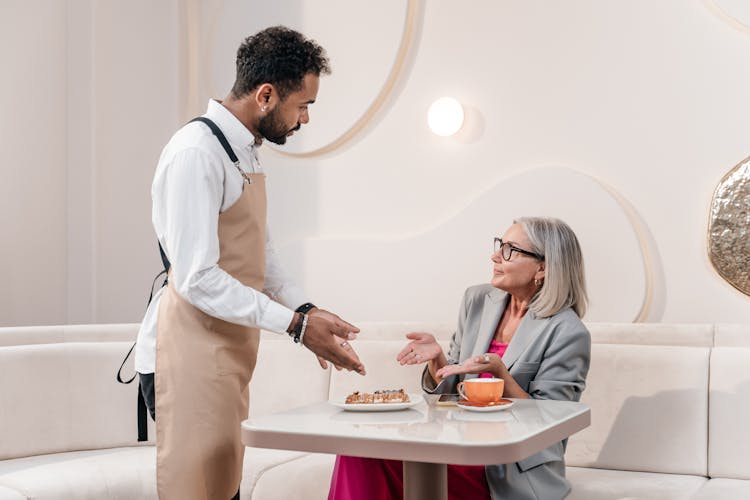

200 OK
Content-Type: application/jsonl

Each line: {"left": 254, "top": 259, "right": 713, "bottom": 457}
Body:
{"left": 328, "top": 217, "right": 591, "bottom": 500}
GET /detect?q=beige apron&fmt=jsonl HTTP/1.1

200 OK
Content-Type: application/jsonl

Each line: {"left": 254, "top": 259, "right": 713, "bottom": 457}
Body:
{"left": 155, "top": 172, "right": 266, "bottom": 500}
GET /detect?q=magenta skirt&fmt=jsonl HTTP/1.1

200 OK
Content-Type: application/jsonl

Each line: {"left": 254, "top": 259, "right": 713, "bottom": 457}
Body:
{"left": 328, "top": 455, "right": 491, "bottom": 500}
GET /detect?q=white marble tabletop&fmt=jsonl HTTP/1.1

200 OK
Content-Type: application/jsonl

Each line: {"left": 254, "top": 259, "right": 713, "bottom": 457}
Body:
{"left": 241, "top": 397, "right": 590, "bottom": 466}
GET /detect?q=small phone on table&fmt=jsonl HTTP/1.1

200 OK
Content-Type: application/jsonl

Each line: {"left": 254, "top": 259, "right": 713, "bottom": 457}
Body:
{"left": 436, "top": 393, "right": 460, "bottom": 406}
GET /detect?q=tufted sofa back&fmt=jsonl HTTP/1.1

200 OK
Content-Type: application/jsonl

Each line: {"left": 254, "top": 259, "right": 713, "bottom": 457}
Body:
{"left": 0, "top": 337, "right": 152, "bottom": 460}
{"left": 565, "top": 323, "right": 713, "bottom": 476}
{"left": 3, "top": 319, "right": 750, "bottom": 484}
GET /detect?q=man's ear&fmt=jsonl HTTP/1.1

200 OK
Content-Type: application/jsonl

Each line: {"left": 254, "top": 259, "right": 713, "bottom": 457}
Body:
{"left": 254, "top": 84, "right": 274, "bottom": 110}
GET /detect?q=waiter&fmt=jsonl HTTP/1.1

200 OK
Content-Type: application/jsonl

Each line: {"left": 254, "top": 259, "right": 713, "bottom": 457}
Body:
{"left": 133, "top": 26, "right": 365, "bottom": 500}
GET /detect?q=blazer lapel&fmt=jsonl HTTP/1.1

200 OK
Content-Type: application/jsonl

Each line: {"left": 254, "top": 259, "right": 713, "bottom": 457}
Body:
{"left": 468, "top": 288, "right": 506, "bottom": 362}
{"left": 502, "top": 310, "right": 546, "bottom": 370}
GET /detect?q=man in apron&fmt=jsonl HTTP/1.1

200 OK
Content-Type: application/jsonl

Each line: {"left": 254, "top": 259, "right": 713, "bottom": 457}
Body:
{"left": 133, "top": 26, "right": 365, "bottom": 500}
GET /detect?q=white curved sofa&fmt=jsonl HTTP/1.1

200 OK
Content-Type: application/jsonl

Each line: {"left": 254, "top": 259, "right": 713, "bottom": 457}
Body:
{"left": 0, "top": 322, "right": 748, "bottom": 499}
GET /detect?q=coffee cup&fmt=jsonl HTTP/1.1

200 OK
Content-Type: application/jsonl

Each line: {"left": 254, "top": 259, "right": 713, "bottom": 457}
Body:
{"left": 457, "top": 378, "right": 504, "bottom": 404}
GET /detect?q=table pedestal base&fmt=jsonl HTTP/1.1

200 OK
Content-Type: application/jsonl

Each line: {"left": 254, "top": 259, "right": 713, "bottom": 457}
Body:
{"left": 403, "top": 461, "right": 447, "bottom": 500}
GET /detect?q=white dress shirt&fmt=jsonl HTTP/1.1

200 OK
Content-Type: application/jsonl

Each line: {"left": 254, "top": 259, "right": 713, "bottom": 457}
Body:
{"left": 134, "top": 100, "right": 307, "bottom": 374}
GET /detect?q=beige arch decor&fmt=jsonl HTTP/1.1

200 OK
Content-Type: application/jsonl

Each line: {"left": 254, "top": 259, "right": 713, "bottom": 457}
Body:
{"left": 268, "top": 0, "right": 422, "bottom": 158}
{"left": 178, "top": 0, "right": 219, "bottom": 124}
{"left": 298, "top": 167, "right": 656, "bottom": 323}
{"left": 704, "top": 0, "right": 750, "bottom": 34}
{"left": 179, "top": 0, "right": 421, "bottom": 156}
{"left": 424, "top": 169, "right": 658, "bottom": 322}
{"left": 588, "top": 177, "right": 657, "bottom": 322}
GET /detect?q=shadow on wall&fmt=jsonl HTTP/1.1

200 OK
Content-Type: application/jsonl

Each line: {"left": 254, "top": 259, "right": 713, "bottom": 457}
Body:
{"left": 454, "top": 103, "right": 486, "bottom": 145}
{"left": 566, "top": 389, "right": 709, "bottom": 500}
{"left": 593, "top": 389, "right": 707, "bottom": 475}
{"left": 704, "top": 358, "right": 750, "bottom": 480}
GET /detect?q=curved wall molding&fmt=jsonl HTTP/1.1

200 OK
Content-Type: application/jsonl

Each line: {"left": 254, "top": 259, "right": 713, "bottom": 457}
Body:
{"left": 280, "top": 166, "right": 655, "bottom": 324}
{"left": 587, "top": 176, "right": 662, "bottom": 322}
{"left": 178, "top": 0, "right": 421, "bottom": 156}
{"left": 270, "top": 0, "right": 422, "bottom": 158}
{"left": 705, "top": 0, "right": 750, "bottom": 34}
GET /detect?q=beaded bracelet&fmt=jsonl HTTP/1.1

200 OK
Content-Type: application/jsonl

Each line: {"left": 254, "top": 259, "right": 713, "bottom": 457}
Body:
{"left": 296, "top": 313, "right": 309, "bottom": 346}
{"left": 288, "top": 312, "right": 305, "bottom": 343}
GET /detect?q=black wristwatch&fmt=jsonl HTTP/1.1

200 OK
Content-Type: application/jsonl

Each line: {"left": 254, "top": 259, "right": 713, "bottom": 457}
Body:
{"left": 295, "top": 302, "right": 317, "bottom": 314}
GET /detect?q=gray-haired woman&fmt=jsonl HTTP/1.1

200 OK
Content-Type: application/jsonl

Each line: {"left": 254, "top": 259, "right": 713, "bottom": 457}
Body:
{"left": 329, "top": 217, "right": 591, "bottom": 500}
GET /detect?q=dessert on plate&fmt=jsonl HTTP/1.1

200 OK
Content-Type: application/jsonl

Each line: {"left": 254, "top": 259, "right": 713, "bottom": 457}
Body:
{"left": 345, "top": 389, "right": 410, "bottom": 404}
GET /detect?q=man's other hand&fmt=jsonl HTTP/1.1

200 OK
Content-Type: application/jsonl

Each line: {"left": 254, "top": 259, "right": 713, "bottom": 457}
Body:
{"left": 302, "top": 313, "right": 365, "bottom": 375}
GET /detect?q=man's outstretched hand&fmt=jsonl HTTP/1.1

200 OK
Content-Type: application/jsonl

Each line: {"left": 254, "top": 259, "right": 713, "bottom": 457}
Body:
{"left": 302, "top": 309, "right": 365, "bottom": 375}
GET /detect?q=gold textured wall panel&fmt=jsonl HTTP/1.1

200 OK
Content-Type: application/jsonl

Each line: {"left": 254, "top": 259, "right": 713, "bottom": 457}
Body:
{"left": 709, "top": 155, "right": 750, "bottom": 296}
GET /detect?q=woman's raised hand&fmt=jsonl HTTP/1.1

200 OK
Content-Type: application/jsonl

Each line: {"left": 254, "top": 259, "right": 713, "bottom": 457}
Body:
{"left": 435, "top": 353, "right": 503, "bottom": 379}
{"left": 396, "top": 332, "right": 443, "bottom": 365}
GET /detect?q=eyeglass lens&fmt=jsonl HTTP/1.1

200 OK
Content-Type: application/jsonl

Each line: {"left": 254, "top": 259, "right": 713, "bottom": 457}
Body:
{"left": 493, "top": 239, "right": 512, "bottom": 260}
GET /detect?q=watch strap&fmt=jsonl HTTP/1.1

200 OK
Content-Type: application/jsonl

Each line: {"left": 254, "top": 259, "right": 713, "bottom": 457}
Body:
{"left": 295, "top": 302, "right": 317, "bottom": 314}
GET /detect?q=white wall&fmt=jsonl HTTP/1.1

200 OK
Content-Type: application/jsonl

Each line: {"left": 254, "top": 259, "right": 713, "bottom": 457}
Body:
{"left": 1, "top": 0, "right": 749, "bottom": 326}
{"left": 253, "top": 0, "right": 750, "bottom": 324}
{"left": 86, "top": 1, "right": 179, "bottom": 323}
{"left": 1, "top": 0, "right": 179, "bottom": 326}
{"left": 0, "top": 1, "right": 68, "bottom": 326}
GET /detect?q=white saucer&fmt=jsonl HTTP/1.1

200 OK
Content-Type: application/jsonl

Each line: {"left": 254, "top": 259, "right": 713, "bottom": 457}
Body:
{"left": 456, "top": 400, "right": 514, "bottom": 412}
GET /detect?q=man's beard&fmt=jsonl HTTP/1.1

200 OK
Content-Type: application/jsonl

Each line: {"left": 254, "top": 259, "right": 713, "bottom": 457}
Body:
{"left": 258, "top": 108, "right": 300, "bottom": 145}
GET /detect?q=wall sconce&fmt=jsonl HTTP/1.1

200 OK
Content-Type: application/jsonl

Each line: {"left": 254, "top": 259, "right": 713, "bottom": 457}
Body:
{"left": 427, "top": 97, "right": 464, "bottom": 137}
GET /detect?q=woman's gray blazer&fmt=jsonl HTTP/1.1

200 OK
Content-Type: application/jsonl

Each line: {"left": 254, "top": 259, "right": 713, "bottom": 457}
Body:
{"left": 422, "top": 284, "right": 591, "bottom": 500}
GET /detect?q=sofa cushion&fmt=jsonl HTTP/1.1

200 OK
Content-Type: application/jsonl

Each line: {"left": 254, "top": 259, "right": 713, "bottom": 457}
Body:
{"left": 349, "top": 322, "right": 455, "bottom": 342}
{"left": 0, "top": 447, "right": 157, "bottom": 500}
{"left": 0, "top": 342, "right": 153, "bottom": 460}
{"left": 566, "top": 466, "right": 706, "bottom": 499}
{"left": 585, "top": 323, "right": 714, "bottom": 347}
{"left": 0, "top": 324, "right": 139, "bottom": 347}
{"left": 241, "top": 448, "right": 311, "bottom": 497}
{"left": 250, "top": 335, "right": 331, "bottom": 417}
{"left": 707, "top": 345, "right": 750, "bottom": 479}
{"left": 565, "top": 342, "right": 709, "bottom": 476}
{"left": 250, "top": 453, "right": 334, "bottom": 500}
{"left": 713, "top": 324, "right": 750, "bottom": 347}
{"left": 690, "top": 478, "right": 750, "bottom": 499}
{"left": 0, "top": 445, "right": 309, "bottom": 500}
{"left": 0, "top": 486, "right": 24, "bottom": 500}
{"left": 249, "top": 458, "right": 714, "bottom": 500}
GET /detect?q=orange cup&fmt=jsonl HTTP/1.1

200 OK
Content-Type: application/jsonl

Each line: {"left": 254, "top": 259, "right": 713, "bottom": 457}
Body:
{"left": 457, "top": 378, "right": 505, "bottom": 404}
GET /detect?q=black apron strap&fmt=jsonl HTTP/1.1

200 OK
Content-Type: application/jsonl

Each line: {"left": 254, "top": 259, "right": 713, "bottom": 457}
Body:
{"left": 158, "top": 242, "right": 171, "bottom": 285}
{"left": 190, "top": 116, "right": 251, "bottom": 183}
{"left": 189, "top": 116, "right": 240, "bottom": 163}
{"left": 116, "top": 342, "right": 137, "bottom": 384}
{"left": 137, "top": 381, "right": 148, "bottom": 442}
{"left": 117, "top": 243, "right": 171, "bottom": 441}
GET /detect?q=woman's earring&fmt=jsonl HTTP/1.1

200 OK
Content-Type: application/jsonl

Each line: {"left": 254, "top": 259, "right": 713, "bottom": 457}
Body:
{"left": 262, "top": 106, "right": 267, "bottom": 112}
{"left": 534, "top": 278, "right": 541, "bottom": 287}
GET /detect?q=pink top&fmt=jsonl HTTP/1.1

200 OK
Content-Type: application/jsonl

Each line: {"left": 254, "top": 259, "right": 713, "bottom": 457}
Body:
{"left": 479, "top": 340, "right": 508, "bottom": 378}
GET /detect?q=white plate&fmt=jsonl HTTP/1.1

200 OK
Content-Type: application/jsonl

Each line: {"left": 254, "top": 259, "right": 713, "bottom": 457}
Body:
{"left": 331, "top": 393, "right": 423, "bottom": 412}
{"left": 456, "top": 400, "right": 514, "bottom": 412}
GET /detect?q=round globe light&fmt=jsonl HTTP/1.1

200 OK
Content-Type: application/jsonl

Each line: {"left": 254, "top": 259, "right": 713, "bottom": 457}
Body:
{"left": 427, "top": 97, "right": 464, "bottom": 137}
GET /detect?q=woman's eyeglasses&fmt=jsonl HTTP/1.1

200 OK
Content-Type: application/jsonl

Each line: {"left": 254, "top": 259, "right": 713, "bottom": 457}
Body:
{"left": 493, "top": 238, "right": 544, "bottom": 261}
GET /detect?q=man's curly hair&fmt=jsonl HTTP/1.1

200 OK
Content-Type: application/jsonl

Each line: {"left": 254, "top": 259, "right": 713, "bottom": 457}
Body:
{"left": 231, "top": 26, "right": 331, "bottom": 100}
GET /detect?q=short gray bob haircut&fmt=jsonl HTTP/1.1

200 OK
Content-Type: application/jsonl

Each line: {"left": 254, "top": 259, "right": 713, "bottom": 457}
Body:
{"left": 515, "top": 217, "right": 588, "bottom": 318}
